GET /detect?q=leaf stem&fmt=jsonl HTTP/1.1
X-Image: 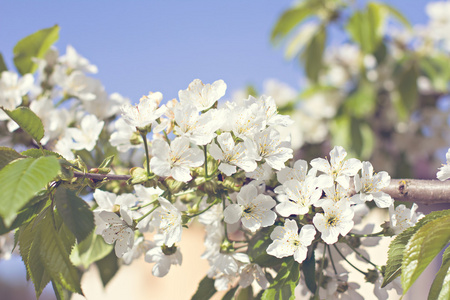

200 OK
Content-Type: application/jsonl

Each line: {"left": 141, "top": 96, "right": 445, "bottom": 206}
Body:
{"left": 333, "top": 244, "right": 368, "bottom": 276}
{"left": 343, "top": 239, "right": 380, "bottom": 270}
{"left": 140, "top": 130, "right": 151, "bottom": 177}
{"left": 203, "top": 145, "right": 208, "bottom": 178}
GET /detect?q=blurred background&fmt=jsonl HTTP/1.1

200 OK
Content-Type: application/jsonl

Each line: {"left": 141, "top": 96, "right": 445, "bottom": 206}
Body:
{"left": 1, "top": 0, "right": 449, "bottom": 299}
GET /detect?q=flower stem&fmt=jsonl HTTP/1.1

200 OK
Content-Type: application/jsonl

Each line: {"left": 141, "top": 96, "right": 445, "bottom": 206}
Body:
{"left": 348, "top": 230, "right": 385, "bottom": 238}
{"left": 333, "top": 244, "right": 368, "bottom": 276}
{"left": 343, "top": 239, "right": 380, "bottom": 270}
{"left": 188, "top": 201, "right": 217, "bottom": 218}
{"left": 203, "top": 145, "right": 208, "bottom": 178}
{"left": 140, "top": 130, "right": 151, "bottom": 177}
{"left": 327, "top": 244, "right": 338, "bottom": 275}
{"left": 314, "top": 243, "right": 327, "bottom": 299}
{"left": 135, "top": 204, "right": 159, "bottom": 224}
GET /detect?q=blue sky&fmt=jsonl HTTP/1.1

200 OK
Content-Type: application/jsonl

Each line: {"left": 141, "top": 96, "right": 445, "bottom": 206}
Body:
{"left": 0, "top": 0, "right": 432, "bottom": 103}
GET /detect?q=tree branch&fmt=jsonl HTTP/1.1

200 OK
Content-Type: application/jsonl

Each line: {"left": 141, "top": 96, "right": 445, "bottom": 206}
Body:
{"left": 73, "top": 171, "right": 450, "bottom": 204}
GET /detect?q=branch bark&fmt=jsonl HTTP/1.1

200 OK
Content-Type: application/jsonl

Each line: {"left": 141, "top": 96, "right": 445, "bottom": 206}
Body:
{"left": 73, "top": 172, "right": 450, "bottom": 204}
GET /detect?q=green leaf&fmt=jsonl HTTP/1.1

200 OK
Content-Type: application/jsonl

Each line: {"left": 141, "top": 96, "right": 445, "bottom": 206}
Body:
{"left": 0, "top": 147, "right": 24, "bottom": 170}
{"left": 401, "top": 214, "right": 450, "bottom": 295}
{"left": 370, "top": 2, "right": 411, "bottom": 29}
{"left": 33, "top": 209, "right": 80, "bottom": 294}
{"left": 13, "top": 25, "right": 59, "bottom": 75}
{"left": 70, "top": 230, "right": 113, "bottom": 268}
{"left": 237, "top": 285, "right": 254, "bottom": 300}
{"left": 191, "top": 276, "right": 217, "bottom": 300}
{"left": 301, "top": 26, "right": 326, "bottom": 83}
{"left": 382, "top": 210, "right": 450, "bottom": 287}
{"left": 262, "top": 258, "right": 300, "bottom": 300}
{"left": 346, "top": 3, "right": 386, "bottom": 53}
{"left": 55, "top": 187, "right": 95, "bottom": 242}
{"left": 344, "top": 81, "right": 376, "bottom": 118}
{"left": 397, "top": 60, "right": 418, "bottom": 112}
{"left": 428, "top": 245, "right": 450, "bottom": 300}
{"left": 2, "top": 107, "right": 45, "bottom": 144}
{"left": 271, "top": 1, "right": 320, "bottom": 44}
{"left": 99, "top": 155, "right": 115, "bottom": 168}
{"left": 0, "top": 52, "right": 7, "bottom": 73}
{"left": 248, "top": 226, "right": 283, "bottom": 268}
{"left": 302, "top": 246, "right": 317, "bottom": 294}
{"left": 222, "top": 286, "right": 238, "bottom": 300}
{"left": 96, "top": 250, "right": 119, "bottom": 287}
{"left": 0, "top": 156, "right": 60, "bottom": 226}
{"left": 21, "top": 148, "right": 63, "bottom": 159}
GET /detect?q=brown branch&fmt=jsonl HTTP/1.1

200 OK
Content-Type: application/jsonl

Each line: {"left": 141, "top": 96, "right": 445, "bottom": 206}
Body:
{"left": 73, "top": 171, "right": 131, "bottom": 181}
{"left": 381, "top": 179, "right": 450, "bottom": 205}
{"left": 73, "top": 171, "right": 450, "bottom": 204}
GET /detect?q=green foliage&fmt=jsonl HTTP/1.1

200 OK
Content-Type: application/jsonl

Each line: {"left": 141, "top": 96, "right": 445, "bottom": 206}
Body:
{"left": 17, "top": 208, "right": 82, "bottom": 297}
{"left": 248, "top": 226, "right": 283, "bottom": 268}
{"left": 222, "top": 286, "right": 239, "bottom": 300}
{"left": 429, "top": 246, "right": 450, "bottom": 300}
{"left": 302, "top": 247, "right": 317, "bottom": 294}
{"left": 346, "top": 3, "right": 387, "bottom": 54}
{"left": 55, "top": 187, "right": 95, "bottom": 242}
{"left": 13, "top": 25, "right": 59, "bottom": 75}
{"left": 401, "top": 213, "right": 450, "bottom": 295}
{"left": 270, "top": 0, "right": 321, "bottom": 44}
{"left": 396, "top": 59, "right": 419, "bottom": 115}
{"left": 191, "top": 276, "right": 217, "bottom": 300}
{"left": 0, "top": 156, "right": 60, "bottom": 226}
{"left": 0, "top": 147, "right": 24, "bottom": 170}
{"left": 2, "top": 107, "right": 45, "bottom": 144}
{"left": 70, "top": 230, "right": 113, "bottom": 269}
{"left": 237, "top": 285, "right": 254, "bottom": 300}
{"left": 0, "top": 52, "right": 7, "bottom": 72}
{"left": 382, "top": 210, "right": 450, "bottom": 287}
{"left": 262, "top": 258, "right": 300, "bottom": 300}
{"left": 301, "top": 26, "right": 326, "bottom": 83}
{"left": 96, "top": 250, "right": 119, "bottom": 287}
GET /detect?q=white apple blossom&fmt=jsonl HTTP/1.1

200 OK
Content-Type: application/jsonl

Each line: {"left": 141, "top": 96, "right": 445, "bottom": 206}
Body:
{"left": 178, "top": 79, "right": 226, "bottom": 111}
{"left": 222, "top": 103, "right": 266, "bottom": 139}
{"left": 310, "top": 146, "right": 362, "bottom": 189}
{"left": 153, "top": 197, "right": 183, "bottom": 246}
{"left": 66, "top": 114, "right": 104, "bottom": 151}
{"left": 239, "top": 263, "right": 269, "bottom": 289}
{"left": 173, "top": 102, "right": 222, "bottom": 145}
{"left": 52, "top": 68, "right": 97, "bottom": 101}
{"left": 208, "top": 251, "right": 250, "bottom": 276}
{"left": 120, "top": 92, "right": 166, "bottom": 129}
{"left": 59, "top": 45, "right": 98, "bottom": 73}
{"left": 122, "top": 236, "right": 153, "bottom": 265}
{"left": 388, "top": 203, "right": 424, "bottom": 234}
{"left": 351, "top": 161, "right": 393, "bottom": 208}
{"left": 267, "top": 220, "right": 316, "bottom": 263}
{"left": 315, "top": 183, "right": 350, "bottom": 207}
{"left": 437, "top": 148, "right": 450, "bottom": 180}
{"left": 145, "top": 234, "right": 182, "bottom": 277}
{"left": 209, "top": 132, "right": 257, "bottom": 176}
{"left": 245, "top": 162, "right": 273, "bottom": 183}
{"left": 276, "top": 177, "right": 322, "bottom": 216}
{"left": 313, "top": 200, "right": 354, "bottom": 244}
{"left": 223, "top": 184, "right": 276, "bottom": 232}
{"left": 244, "top": 95, "right": 293, "bottom": 127}
{"left": 150, "top": 137, "right": 203, "bottom": 182}
{"left": 249, "top": 127, "right": 293, "bottom": 170}
{"left": 110, "top": 118, "right": 141, "bottom": 152}
{"left": 98, "top": 209, "right": 135, "bottom": 258}
{"left": 0, "top": 71, "right": 34, "bottom": 112}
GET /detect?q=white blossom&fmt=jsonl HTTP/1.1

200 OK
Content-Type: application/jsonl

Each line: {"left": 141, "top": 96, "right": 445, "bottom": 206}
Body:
{"left": 267, "top": 220, "right": 316, "bottom": 263}
{"left": 388, "top": 203, "right": 424, "bottom": 234}
{"left": 276, "top": 177, "right": 322, "bottom": 216}
{"left": 120, "top": 92, "right": 166, "bottom": 129}
{"left": 209, "top": 132, "right": 257, "bottom": 175}
{"left": 144, "top": 234, "right": 182, "bottom": 277}
{"left": 310, "top": 146, "right": 362, "bottom": 189}
{"left": 313, "top": 200, "right": 354, "bottom": 244}
{"left": 223, "top": 184, "right": 276, "bottom": 232}
{"left": 153, "top": 197, "right": 183, "bottom": 246}
{"left": 178, "top": 79, "right": 226, "bottom": 111}
{"left": 437, "top": 148, "right": 450, "bottom": 181}
{"left": 351, "top": 161, "right": 393, "bottom": 208}
{"left": 0, "top": 71, "right": 34, "bottom": 111}
{"left": 150, "top": 137, "right": 203, "bottom": 182}
{"left": 98, "top": 210, "right": 135, "bottom": 258}
{"left": 239, "top": 263, "right": 269, "bottom": 289}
